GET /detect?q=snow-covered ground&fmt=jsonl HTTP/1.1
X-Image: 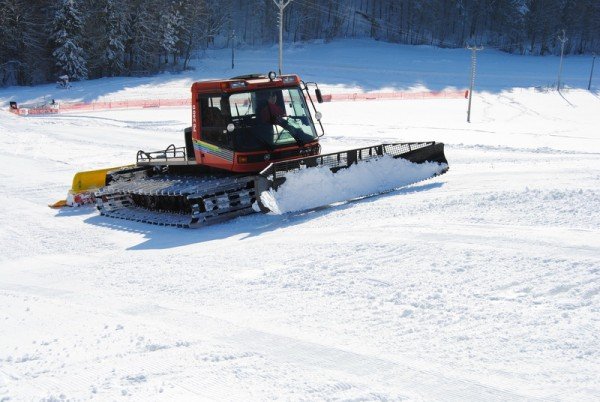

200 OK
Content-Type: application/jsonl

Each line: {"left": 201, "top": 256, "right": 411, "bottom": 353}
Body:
{"left": 0, "top": 40, "right": 599, "bottom": 400}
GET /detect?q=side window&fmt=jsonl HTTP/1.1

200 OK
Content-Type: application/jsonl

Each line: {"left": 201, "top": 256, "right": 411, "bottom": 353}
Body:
{"left": 199, "top": 95, "right": 231, "bottom": 148}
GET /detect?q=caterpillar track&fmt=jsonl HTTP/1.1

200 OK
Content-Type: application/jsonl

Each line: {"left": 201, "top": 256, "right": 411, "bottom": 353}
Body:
{"left": 92, "top": 142, "right": 448, "bottom": 227}
{"left": 95, "top": 168, "right": 258, "bottom": 228}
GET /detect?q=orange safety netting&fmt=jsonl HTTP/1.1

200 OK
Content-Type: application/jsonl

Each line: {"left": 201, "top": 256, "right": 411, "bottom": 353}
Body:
{"left": 8, "top": 90, "right": 465, "bottom": 116}
{"left": 322, "top": 90, "right": 465, "bottom": 102}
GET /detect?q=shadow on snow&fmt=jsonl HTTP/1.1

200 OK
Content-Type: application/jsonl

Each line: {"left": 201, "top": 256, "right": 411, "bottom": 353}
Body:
{"left": 81, "top": 181, "right": 445, "bottom": 250}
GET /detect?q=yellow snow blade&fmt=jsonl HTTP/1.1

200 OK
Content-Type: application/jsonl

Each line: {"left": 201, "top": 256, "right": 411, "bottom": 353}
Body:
{"left": 50, "top": 165, "right": 134, "bottom": 208}
{"left": 70, "top": 166, "right": 124, "bottom": 193}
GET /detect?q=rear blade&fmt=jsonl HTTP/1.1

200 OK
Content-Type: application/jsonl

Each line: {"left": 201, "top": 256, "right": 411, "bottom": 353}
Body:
{"left": 255, "top": 142, "right": 448, "bottom": 214}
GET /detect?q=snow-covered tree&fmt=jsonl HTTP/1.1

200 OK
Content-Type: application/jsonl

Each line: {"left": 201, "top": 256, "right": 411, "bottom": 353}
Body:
{"left": 124, "top": 0, "right": 159, "bottom": 74}
{"left": 157, "top": 0, "right": 184, "bottom": 66}
{"left": 87, "top": 0, "right": 127, "bottom": 77}
{"left": 0, "top": 0, "right": 47, "bottom": 85}
{"left": 177, "top": 0, "right": 227, "bottom": 69}
{"left": 3, "top": 0, "right": 600, "bottom": 87}
{"left": 50, "top": 0, "right": 88, "bottom": 81}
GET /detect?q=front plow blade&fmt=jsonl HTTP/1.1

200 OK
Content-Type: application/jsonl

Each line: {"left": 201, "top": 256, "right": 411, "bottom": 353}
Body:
{"left": 50, "top": 165, "right": 134, "bottom": 208}
{"left": 255, "top": 142, "right": 448, "bottom": 214}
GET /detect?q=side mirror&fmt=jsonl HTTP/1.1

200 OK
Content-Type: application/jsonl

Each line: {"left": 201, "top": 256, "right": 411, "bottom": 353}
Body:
{"left": 315, "top": 88, "right": 323, "bottom": 103}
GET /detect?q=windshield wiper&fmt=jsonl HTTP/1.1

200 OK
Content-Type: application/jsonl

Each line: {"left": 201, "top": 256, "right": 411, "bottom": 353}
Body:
{"left": 276, "top": 120, "right": 306, "bottom": 147}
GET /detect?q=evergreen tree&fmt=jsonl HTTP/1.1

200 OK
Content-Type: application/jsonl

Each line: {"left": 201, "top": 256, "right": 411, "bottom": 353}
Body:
{"left": 93, "top": 0, "right": 127, "bottom": 76}
{"left": 157, "top": 0, "right": 182, "bottom": 66}
{"left": 0, "top": 0, "right": 28, "bottom": 85}
{"left": 124, "top": 0, "right": 158, "bottom": 74}
{"left": 178, "top": 0, "right": 219, "bottom": 70}
{"left": 50, "top": 0, "right": 88, "bottom": 80}
{"left": 3, "top": 0, "right": 600, "bottom": 87}
{"left": 0, "top": 0, "right": 47, "bottom": 85}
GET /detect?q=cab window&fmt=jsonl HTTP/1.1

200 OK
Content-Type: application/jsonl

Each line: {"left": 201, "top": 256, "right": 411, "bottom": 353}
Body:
{"left": 199, "top": 95, "right": 231, "bottom": 148}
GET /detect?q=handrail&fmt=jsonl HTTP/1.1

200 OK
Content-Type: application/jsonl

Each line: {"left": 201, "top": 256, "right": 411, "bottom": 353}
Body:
{"left": 136, "top": 144, "right": 187, "bottom": 163}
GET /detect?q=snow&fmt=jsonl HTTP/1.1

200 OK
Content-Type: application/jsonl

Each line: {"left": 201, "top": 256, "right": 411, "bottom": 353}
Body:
{"left": 260, "top": 157, "right": 448, "bottom": 214}
{"left": 0, "top": 39, "right": 599, "bottom": 400}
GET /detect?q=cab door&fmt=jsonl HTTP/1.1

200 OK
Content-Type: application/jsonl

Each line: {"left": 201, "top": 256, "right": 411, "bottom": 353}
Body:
{"left": 196, "top": 95, "right": 234, "bottom": 170}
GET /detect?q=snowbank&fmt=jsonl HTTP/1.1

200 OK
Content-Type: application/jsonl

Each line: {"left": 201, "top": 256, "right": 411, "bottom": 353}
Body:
{"left": 260, "top": 156, "right": 447, "bottom": 214}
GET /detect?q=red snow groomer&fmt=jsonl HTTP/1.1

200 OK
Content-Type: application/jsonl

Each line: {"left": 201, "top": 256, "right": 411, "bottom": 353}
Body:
{"left": 53, "top": 72, "right": 448, "bottom": 227}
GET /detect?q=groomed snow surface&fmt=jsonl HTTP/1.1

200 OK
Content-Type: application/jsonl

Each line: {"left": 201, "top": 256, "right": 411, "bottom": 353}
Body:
{"left": 1, "top": 41, "right": 599, "bottom": 400}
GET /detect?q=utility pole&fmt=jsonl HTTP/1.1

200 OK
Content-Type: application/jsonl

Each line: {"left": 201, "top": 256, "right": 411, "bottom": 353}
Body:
{"left": 588, "top": 53, "right": 596, "bottom": 91}
{"left": 272, "top": 0, "right": 292, "bottom": 75}
{"left": 557, "top": 30, "right": 568, "bottom": 91}
{"left": 231, "top": 30, "right": 236, "bottom": 69}
{"left": 466, "top": 45, "right": 483, "bottom": 123}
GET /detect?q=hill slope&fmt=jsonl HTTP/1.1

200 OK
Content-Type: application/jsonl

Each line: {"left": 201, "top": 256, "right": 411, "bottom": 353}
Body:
{"left": 0, "top": 40, "right": 599, "bottom": 400}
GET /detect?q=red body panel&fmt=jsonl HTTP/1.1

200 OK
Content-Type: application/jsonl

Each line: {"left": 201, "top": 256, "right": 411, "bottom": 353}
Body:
{"left": 190, "top": 75, "right": 318, "bottom": 173}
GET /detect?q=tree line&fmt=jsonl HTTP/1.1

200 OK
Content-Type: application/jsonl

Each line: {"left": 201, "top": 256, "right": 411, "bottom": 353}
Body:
{"left": 1, "top": 0, "right": 599, "bottom": 87}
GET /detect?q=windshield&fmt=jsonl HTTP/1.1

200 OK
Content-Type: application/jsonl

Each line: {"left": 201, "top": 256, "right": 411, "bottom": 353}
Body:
{"left": 200, "top": 87, "right": 317, "bottom": 152}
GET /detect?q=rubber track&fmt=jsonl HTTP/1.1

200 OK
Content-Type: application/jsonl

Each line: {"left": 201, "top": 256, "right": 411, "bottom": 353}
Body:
{"left": 95, "top": 174, "right": 257, "bottom": 228}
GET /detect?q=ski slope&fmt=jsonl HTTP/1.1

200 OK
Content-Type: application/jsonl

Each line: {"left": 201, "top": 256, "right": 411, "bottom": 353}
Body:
{"left": 1, "top": 40, "right": 599, "bottom": 400}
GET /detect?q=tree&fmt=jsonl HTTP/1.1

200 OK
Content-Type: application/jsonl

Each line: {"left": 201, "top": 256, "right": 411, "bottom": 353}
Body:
{"left": 524, "top": 0, "right": 563, "bottom": 55}
{"left": 50, "top": 0, "right": 88, "bottom": 80}
{"left": 88, "top": 0, "right": 127, "bottom": 77}
{"left": 123, "top": 0, "right": 158, "bottom": 74}
{"left": 157, "top": 0, "right": 183, "bottom": 66}
{"left": 177, "top": 0, "right": 226, "bottom": 70}
{"left": 3, "top": 0, "right": 600, "bottom": 87}
{"left": 0, "top": 0, "right": 47, "bottom": 85}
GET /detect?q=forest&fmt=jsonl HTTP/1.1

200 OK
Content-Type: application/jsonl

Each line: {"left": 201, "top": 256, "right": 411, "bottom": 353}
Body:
{"left": 1, "top": 0, "right": 599, "bottom": 86}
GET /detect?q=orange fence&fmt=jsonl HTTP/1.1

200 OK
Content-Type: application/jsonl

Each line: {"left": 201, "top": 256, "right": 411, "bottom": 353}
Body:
{"left": 8, "top": 90, "right": 466, "bottom": 116}
{"left": 60, "top": 98, "right": 191, "bottom": 112}
{"left": 322, "top": 90, "right": 466, "bottom": 102}
{"left": 9, "top": 98, "right": 192, "bottom": 115}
